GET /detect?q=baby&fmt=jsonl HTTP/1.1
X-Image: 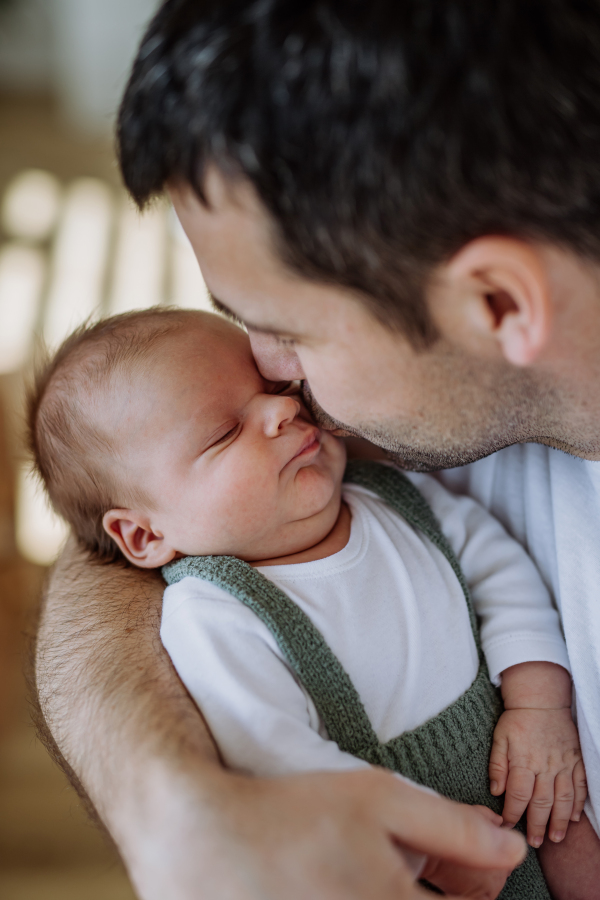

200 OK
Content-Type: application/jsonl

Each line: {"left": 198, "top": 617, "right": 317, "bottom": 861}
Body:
{"left": 30, "top": 308, "right": 585, "bottom": 899}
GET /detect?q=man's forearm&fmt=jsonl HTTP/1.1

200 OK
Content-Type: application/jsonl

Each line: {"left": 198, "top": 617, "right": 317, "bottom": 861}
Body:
{"left": 34, "top": 536, "right": 527, "bottom": 900}
{"left": 538, "top": 813, "right": 600, "bottom": 899}
{"left": 34, "top": 536, "right": 220, "bottom": 832}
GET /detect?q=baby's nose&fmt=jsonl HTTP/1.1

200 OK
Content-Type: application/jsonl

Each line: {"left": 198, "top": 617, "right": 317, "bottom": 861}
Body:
{"left": 263, "top": 395, "right": 300, "bottom": 436}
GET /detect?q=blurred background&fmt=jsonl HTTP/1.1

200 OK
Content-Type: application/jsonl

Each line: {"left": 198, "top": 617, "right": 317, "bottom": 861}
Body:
{"left": 0, "top": 1, "right": 212, "bottom": 897}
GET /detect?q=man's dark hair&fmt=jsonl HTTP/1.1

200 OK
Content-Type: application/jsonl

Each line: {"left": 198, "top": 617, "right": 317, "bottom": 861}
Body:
{"left": 118, "top": 0, "right": 600, "bottom": 343}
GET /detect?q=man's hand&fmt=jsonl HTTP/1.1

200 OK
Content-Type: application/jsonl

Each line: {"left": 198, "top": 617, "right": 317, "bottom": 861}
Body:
{"left": 127, "top": 767, "right": 526, "bottom": 900}
{"left": 490, "top": 662, "right": 586, "bottom": 848}
{"left": 36, "top": 538, "right": 526, "bottom": 900}
{"left": 421, "top": 807, "right": 511, "bottom": 900}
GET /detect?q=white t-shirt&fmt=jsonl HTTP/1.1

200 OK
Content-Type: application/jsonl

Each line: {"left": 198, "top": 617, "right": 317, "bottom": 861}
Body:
{"left": 436, "top": 444, "right": 600, "bottom": 836}
{"left": 161, "top": 475, "right": 569, "bottom": 780}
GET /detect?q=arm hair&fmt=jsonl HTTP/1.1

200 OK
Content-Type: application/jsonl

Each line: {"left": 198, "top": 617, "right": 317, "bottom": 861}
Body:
{"left": 31, "top": 538, "right": 526, "bottom": 900}
{"left": 32, "top": 535, "right": 220, "bottom": 837}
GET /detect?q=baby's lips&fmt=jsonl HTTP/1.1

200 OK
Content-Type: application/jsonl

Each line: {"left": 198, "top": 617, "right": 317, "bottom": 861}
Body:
{"left": 291, "top": 427, "right": 321, "bottom": 461}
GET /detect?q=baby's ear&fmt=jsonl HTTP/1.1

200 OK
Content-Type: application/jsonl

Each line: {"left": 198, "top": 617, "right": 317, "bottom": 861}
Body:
{"left": 102, "top": 510, "right": 177, "bottom": 568}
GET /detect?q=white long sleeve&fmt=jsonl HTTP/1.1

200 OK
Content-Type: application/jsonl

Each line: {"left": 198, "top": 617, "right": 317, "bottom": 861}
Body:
{"left": 161, "top": 478, "right": 569, "bottom": 779}
{"left": 408, "top": 472, "right": 570, "bottom": 683}
{"left": 434, "top": 444, "right": 600, "bottom": 836}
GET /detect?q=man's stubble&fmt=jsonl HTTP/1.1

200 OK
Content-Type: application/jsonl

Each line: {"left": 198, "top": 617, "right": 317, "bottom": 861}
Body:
{"left": 302, "top": 350, "right": 562, "bottom": 472}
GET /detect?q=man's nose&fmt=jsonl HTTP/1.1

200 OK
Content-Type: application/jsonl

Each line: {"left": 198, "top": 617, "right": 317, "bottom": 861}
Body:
{"left": 262, "top": 395, "right": 301, "bottom": 437}
{"left": 249, "top": 331, "right": 305, "bottom": 381}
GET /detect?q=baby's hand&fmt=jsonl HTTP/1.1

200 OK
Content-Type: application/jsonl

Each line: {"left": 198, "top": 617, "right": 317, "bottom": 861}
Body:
{"left": 489, "top": 662, "right": 587, "bottom": 849}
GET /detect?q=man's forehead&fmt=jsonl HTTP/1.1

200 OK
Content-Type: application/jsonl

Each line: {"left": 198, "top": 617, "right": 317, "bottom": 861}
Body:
{"left": 171, "top": 175, "right": 381, "bottom": 342}
{"left": 172, "top": 198, "right": 299, "bottom": 330}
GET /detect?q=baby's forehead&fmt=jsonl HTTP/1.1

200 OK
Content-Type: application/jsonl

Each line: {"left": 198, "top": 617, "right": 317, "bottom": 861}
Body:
{"left": 149, "top": 317, "right": 255, "bottom": 379}
{"left": 36, "top": 308, "right": 254, "bottom": 473}
{"left": 113, "top": 317, "right": 257, "bottom": 412}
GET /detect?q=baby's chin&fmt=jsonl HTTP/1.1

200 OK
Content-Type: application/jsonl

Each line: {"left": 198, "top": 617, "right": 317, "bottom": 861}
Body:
{"left": 293, "top": 457, "right": 345, "bottom": 514}
{"left": 292, "top": 436, "right": 346, "bottom": 503}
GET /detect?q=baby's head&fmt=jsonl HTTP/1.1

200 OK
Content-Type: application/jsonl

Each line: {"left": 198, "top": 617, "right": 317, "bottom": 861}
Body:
{"left": 29, "top": 308, "right": 346, "bottom": 566}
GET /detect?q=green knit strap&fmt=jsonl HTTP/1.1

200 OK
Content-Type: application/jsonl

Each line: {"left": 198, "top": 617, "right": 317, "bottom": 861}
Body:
{"left": 344, "top": 460, "right": 482, "bottom": 654}
{"left": 163, "top": 460, "right": 481, "bottom": 756}
{"left": 162, "top": 554, "right": 381, "bottom": 754}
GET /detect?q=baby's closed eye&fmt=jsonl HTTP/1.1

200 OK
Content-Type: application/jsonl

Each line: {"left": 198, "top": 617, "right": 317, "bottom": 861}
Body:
{"left": 209, "top": 423, "right": 242, "bottom": 449}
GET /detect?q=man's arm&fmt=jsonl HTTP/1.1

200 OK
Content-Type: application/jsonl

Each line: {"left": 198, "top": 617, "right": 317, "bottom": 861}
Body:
{"left": 34, "top": 536, "right": 526, "bottom": 900}
{"left": 538, "top": 812, "right": 600, "bottom": 900}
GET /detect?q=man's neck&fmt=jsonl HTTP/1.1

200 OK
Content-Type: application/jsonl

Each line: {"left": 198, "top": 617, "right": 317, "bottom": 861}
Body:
{"left": 532, "top": 246, "right": 600, "bottom": 460}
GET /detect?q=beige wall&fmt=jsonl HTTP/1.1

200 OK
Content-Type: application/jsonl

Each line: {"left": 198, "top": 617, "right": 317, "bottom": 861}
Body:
{"left": 0, "top": 92, "right": 136, "bottom": 900}
{"left": 0, "top": 0, "right": 159, "bottom": 134}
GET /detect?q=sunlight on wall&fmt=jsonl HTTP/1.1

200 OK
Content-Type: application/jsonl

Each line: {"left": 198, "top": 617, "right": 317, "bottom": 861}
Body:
{"left": 1, "top": 167, "right": 216, "bottom": 567}
{"left": 15, "top": 465, "right": 69, "bottom": 566}
{"left": 1, "top": 169, "right": 62, "bottom": 242}
{"left": 168, "top": 208, "right": 211, "bottom": 311}
{"left": 0, "top": 243, "right": 45, "bottom": 373}
{"left": 108, "top": 199, "right": 166, "bottom": 314}
{"left": 43, "top": 178, "right": 113, "bottom": 348}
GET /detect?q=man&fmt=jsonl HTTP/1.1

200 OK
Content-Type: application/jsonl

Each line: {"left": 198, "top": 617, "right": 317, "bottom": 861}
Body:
{"left": 37, "top": 1, "right": 600, "bottom": 897}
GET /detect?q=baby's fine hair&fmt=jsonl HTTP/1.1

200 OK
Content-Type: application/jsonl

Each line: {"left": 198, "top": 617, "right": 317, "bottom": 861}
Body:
{"left": 27, "top": 307, "right": 200, "bottom": 563}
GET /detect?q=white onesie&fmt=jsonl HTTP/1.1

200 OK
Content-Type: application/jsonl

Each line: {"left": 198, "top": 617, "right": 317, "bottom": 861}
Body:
{"left": 160, "top": 473, "right": 570, "bottom": 778}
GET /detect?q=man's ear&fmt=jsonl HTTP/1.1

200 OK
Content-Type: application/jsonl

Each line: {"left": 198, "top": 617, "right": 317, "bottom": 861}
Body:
{"left": 102, "top": 509, "right": 177, "bottom": 568}
{"left": 436, "top": 237, "right": 552, "bottom": 366}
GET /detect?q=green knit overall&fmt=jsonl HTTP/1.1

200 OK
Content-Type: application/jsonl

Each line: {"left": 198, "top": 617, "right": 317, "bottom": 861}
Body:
{"left": 163, "top": 460, "right": 550, "bottom": 898}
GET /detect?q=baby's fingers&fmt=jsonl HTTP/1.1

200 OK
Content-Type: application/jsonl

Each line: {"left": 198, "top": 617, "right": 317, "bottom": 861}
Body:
{"left": 526, "top": 773, "right": 556, "bottom": 848}
{"left": 502, "top": 766, "right": 535, "bottom": 829}
{"left": 571, "top": 759, "right": 588, "bottom": 823}
{"left": 547, "top": 769, "right": 575, "bottom": 844}
{"left": 489, "top": 732, "right": 509, "bottom": 796}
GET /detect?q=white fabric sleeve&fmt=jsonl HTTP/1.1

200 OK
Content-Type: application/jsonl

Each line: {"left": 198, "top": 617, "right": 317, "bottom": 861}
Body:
{"left": 407, "top": 472, "right": 571, "bottom": 684}
{"left": 161, "top": 576, "right": 374, "bottom": 777}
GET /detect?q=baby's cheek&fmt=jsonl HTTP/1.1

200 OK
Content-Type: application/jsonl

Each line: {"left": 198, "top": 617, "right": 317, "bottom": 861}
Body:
{"left": 222, "top": 473, "right": 277, "bottom": 539}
